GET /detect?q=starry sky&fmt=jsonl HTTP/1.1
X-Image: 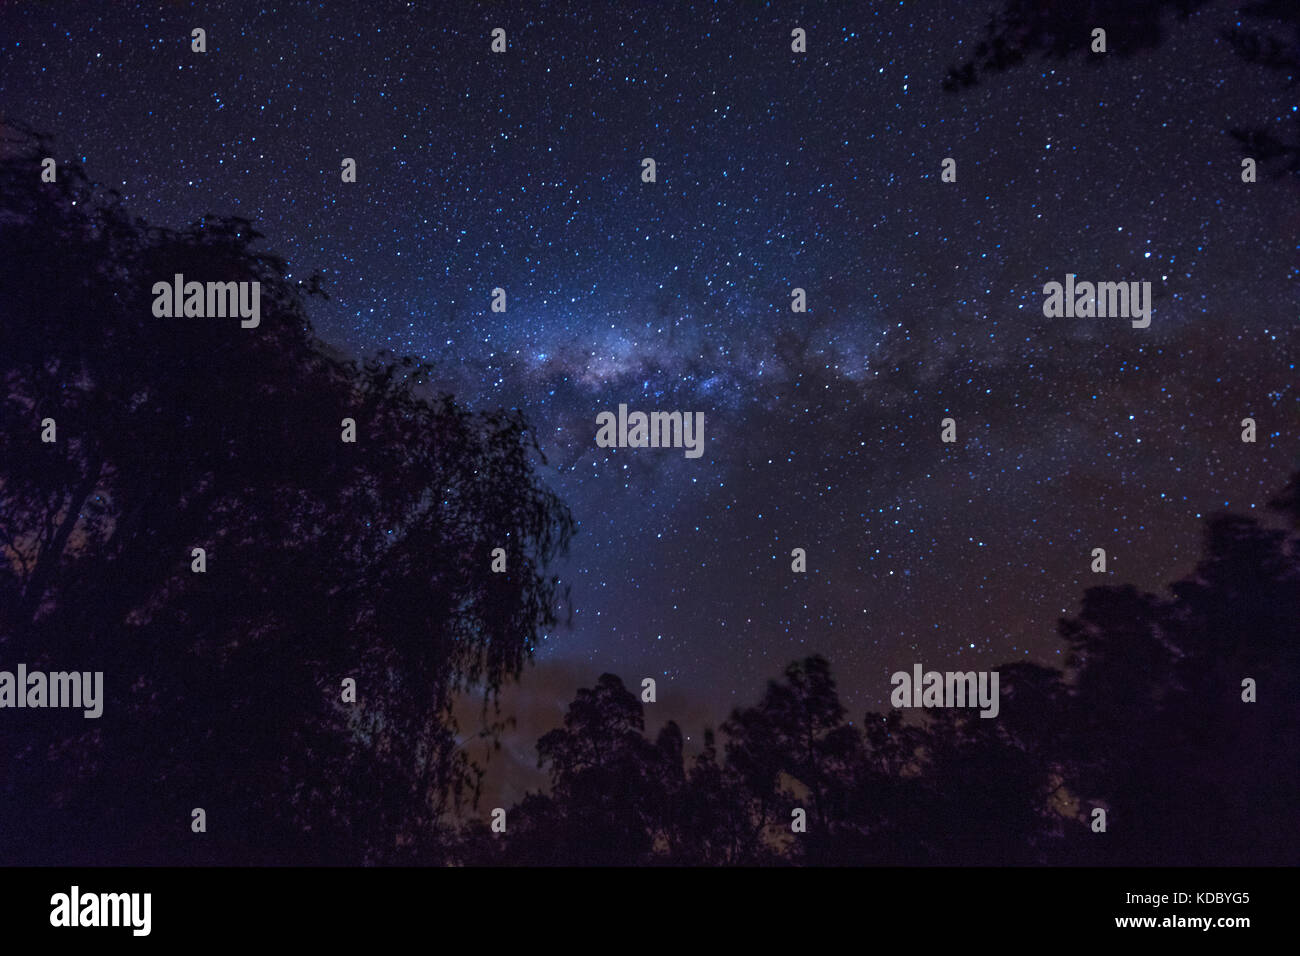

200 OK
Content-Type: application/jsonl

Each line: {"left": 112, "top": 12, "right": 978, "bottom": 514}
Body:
{"left": 3, "top": 0, "right": 1297, "bottom": 804}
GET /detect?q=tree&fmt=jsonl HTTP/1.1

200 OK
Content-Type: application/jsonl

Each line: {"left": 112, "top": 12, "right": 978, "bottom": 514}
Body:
{"left": 943, "top": 0, "right": 1300, "bottom": 177}
{"left": 1057, "top": 499, "right": 1300, "bottom": 864}
{"left": 719, "top": 656, "right": 864, "bottom": 863}
{"left": 0, "top": 125, "right": 574, "bottom": 864}
{"left": 476, "top": 473, "right": 1299, "bottom": 866}
{"left": 502, "top": 674, "right": 672, "bottom": 865}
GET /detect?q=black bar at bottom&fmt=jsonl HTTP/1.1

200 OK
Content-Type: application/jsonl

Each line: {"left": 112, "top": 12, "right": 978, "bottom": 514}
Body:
{"left": 0, "top": 865, "right": 1283, "bottom": 942}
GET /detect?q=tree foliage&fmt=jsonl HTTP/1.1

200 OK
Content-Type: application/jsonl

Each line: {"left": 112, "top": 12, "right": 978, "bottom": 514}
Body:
{"left": 480, "top": 480, "right": 1299, "bottom": 865}
{"left": 0, "top": 125, "right": 575, "bottom": 864}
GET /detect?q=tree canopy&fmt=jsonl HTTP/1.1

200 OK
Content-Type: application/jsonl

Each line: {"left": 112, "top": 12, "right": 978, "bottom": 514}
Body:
{"left": 0, "top": 125, "right": 575, "bottom": 864}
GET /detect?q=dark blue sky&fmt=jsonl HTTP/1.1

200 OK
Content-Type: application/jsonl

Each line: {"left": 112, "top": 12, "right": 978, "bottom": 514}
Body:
{"left": 4, "top": 0, "right": 1296, "bottom": 803}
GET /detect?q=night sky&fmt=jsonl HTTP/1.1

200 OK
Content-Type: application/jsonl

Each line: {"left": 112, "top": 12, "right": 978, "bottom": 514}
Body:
{"left": 4, "top": 0, "right": 1296, "bottom": 804}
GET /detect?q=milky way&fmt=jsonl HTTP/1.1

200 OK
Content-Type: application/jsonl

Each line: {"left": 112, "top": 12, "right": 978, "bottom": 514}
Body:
{"left": 4, "top": 0, "right": 1296, "bottom": 802}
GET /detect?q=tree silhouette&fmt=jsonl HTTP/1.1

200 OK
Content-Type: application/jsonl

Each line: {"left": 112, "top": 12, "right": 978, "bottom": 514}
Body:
{"left": 716, "top": 656, "right": 861, "bottom": 863}
{"left": 0, "top": 125, "right": 574, "bottom": 864}
{"left": 468, "top": 472, "right": 1298, "bottom": 866}
{"left": 943, "top": 0, "right": 1300, "bottom": 177}
{"left": 461, "top": 673, "right": 683, "bottom": 865}
{"left": 1058, "top": 506, "right": 1300, "bottom": 864}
